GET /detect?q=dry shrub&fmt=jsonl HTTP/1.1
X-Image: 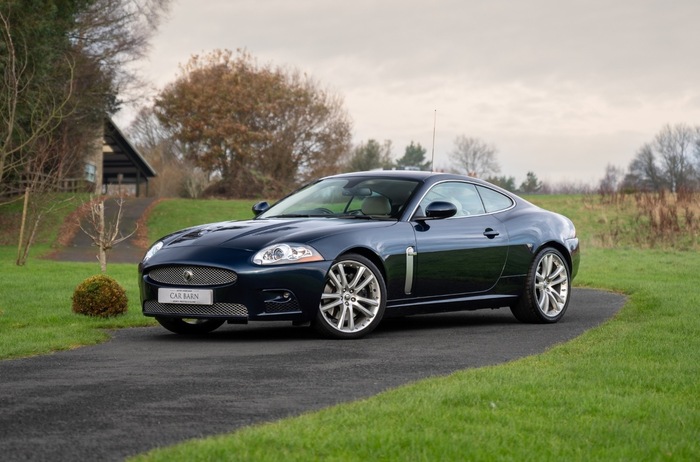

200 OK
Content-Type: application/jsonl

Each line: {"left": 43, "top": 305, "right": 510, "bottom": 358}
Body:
{"left": 72, "top": 274, "right": 128, "bottom": 318}
{"left": 632, "top": 191, "right": 700, "bottom": 248}
{"left": 591, "top": 190, "right": 700, "bottom": 249}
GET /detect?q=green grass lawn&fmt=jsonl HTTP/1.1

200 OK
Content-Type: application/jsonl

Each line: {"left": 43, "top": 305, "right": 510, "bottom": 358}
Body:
{"left": 0, "top": 245, "right": 155, "bottom": 359}
{"left": 1, "top": 194, "right": 699, "bottom": 460}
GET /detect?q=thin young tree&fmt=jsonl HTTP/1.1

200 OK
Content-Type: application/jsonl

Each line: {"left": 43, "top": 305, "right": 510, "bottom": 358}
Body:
{"left": 79, "top": 196, "right": 137, "bottom": 273}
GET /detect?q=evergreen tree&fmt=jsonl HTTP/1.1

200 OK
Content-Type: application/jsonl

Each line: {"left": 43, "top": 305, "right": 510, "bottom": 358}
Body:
{"left": 395, "top": 141, "right": 431, "bottom": 170}
{"left": 519, "top": 171, "right": 542, "bottom": 193}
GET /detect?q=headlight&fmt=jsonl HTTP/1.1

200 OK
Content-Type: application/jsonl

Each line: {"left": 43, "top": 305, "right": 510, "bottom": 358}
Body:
{"left": 253, "top": 244, "right": 323, "bottom": 265}
{"left": 143, "top": 241, "right": 163, "bottom": 262}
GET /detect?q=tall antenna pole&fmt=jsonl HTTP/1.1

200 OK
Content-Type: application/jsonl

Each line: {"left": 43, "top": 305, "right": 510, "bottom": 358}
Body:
{"left": 431, "top": 109, "right": 437, "bottom": 172}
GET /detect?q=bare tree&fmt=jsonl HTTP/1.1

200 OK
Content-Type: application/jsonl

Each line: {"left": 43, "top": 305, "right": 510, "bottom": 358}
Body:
{"left": 625, "top": 143, "right": 665, "bottom": 191}
{"left": 654, "top": 123, "right": 697, "bottom": 192}
{"left": 449, "top": 135, "right": 500, "bottom": 178}
{"left": 598, "top": 164, "right": 624, "bottom": 193}
{"left": 598, "top": 164, "right": 625, "bottom": 202}
{"left": 128, "top": 106, "right": 198, "bottom": 197}
{"left": 14, "top": 132, "right": 85, "bottom": 265}
{"left": 624, "top": 124, "right": 700, "bottom": 192}
{"left": 79, "top": 196, "right": 137, "bottom": 273}
{"left": 71, "top": 0, "right": 171, "bottom": 104}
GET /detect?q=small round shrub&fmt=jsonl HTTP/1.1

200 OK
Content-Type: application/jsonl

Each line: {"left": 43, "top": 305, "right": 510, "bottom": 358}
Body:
{"left": 72, "top": 274, "right": 128, "bottom": 318}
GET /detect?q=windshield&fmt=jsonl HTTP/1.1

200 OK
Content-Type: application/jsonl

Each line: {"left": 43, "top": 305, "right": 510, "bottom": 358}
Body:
{"left": 258, "top": 177, "right": 420, "bottom": 220}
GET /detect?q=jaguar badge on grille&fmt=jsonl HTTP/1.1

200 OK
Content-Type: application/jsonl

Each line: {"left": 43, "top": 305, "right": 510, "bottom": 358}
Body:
{"left": 182, "top": 269, "right": 194, "bottom": 282}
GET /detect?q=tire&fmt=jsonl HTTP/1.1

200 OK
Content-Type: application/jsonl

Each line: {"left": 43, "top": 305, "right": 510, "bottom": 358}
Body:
{"left": 511, "top": 247, "right": 571, "bottom": 323}
{"left": 155, "top": 317, "right": 225, "bottom": 335}
{"left": 314, "top": 254, "right": 386, "bottom": 339}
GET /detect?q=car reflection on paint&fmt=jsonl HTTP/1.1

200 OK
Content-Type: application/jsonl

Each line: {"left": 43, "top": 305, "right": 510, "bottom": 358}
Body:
{"left": 139, "top": 171, "right": 579, "bottom": 339}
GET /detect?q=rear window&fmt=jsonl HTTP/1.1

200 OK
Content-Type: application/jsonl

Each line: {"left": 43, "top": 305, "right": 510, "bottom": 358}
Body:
{"left": 477, "top": 186, "right": 513, "bottom": 212}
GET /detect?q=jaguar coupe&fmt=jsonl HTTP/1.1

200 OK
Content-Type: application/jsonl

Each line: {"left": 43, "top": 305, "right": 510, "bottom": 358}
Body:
{"left": 139, "top": 171, "right": 580, "bottom": 339}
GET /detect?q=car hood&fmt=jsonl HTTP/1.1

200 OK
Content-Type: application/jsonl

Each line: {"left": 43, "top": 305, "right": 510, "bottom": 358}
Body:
{"left": 160, "top": 217, "right": 397, "bottom": 251}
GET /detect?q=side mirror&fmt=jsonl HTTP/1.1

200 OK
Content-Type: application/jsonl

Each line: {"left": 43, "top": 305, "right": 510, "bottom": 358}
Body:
{"left": 252, "top": 201, "right": 270, "bottom": 216}
{"left": 424, "top": 201, "right": 457, "bottom": 219}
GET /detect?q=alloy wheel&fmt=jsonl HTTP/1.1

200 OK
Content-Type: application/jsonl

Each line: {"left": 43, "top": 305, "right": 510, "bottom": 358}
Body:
{"left": 319, "top": 258, "right": 383, "bottom": 336}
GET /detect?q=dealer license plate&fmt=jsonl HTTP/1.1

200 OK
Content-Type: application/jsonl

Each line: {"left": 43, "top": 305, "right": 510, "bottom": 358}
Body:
{"left": 158, "top": 288, "right": 213, "bottom": 305}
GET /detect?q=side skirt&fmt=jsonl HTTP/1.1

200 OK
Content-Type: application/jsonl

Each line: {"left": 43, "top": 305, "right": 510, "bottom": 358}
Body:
{"left": 385, "top": 294, "right": 519, "bottom": 317}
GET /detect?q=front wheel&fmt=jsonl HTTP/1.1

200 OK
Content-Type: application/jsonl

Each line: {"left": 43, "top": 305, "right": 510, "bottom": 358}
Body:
{"left": 511, "top": 247, "right": 571, "bottom": 323}
{"left": 155, "top": 317, "right": 225, "bottom": 335}
{"left": 314, "top": 254, "right": 386, "bottom": 339}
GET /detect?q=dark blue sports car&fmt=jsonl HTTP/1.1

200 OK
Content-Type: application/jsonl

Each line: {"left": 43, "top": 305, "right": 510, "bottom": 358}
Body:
{"left": 139, "top": 171, "right": 579, "bottom": 339}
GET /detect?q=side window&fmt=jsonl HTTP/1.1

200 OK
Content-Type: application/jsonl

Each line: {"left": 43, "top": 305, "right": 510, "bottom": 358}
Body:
{"left": 476, "top": 186, "right": 514, "bottom": 213}
{"left": 419, "top": 182, "right": 485, "bottom": 217}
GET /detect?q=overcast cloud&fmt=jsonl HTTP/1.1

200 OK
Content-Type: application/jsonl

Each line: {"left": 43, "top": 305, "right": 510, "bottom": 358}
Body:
{"left": 121, "top": 0, "right": 700, "bottom": 185}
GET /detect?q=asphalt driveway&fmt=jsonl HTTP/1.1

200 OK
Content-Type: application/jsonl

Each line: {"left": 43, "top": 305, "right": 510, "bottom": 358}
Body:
{"left": 0, "top": 288, "right": 625, "bottom": 462}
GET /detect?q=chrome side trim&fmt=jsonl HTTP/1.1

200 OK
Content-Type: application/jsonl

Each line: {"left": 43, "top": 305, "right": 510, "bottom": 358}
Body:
{"left": 405, "top": 246, "right": 417, "bottom": 294}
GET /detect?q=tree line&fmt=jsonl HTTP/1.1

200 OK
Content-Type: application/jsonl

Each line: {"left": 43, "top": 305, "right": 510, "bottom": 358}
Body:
{"left": 614, "top": 123, "right": 700, "bottom": 194}
{"left": 129, "top": 49, "right": 549, "bottom": 199}
{"left": 3, "top": 2, "right": 699, "bottom": 204}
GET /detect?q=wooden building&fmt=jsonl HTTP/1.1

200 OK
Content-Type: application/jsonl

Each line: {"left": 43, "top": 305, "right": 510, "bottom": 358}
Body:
{"left": 89, "top": 118, "right": 157, "bottom": 197}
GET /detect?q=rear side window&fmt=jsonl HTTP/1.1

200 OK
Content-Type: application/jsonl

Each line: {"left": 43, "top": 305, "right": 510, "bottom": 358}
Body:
{"left": 477, "top": 186, "right": 513, "bottom": 213}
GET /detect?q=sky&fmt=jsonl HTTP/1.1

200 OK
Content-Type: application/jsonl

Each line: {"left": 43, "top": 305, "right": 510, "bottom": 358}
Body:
{"left": 117, "top": 0, "right": 700, "bottom": 186}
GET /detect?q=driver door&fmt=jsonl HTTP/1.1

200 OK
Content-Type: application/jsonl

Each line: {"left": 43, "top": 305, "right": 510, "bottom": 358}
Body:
{"left": 409, "top": 181, "right": 509, "bottom": 297}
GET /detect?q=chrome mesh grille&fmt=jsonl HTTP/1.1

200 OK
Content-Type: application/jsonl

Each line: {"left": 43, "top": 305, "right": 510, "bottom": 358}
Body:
{"left": 144, "top": 300, "right": 248, "bottom": 317}
{"left": 148, "top": 265, "right": 237, "bottom": 286}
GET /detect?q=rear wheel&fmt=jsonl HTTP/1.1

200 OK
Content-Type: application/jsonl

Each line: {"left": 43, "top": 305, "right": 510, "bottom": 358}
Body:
{"left": 314, "top": 254, "right": 386, "bottom": 339}
{"left": 155, "top": 317, "right": 225, "bottom": 334}
{"left": 511, "top": 247, "right": 571, "bottom": 323}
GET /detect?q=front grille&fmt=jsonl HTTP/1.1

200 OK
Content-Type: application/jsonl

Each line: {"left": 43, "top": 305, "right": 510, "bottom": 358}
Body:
{"left": 264, "top": 299, "right": 300, "bottom": 313}
{"left": 148, "top": 265, "right": 237, "bottom": 286}
{"left": 143, "top": 300, "right": 248, "bottom": 317}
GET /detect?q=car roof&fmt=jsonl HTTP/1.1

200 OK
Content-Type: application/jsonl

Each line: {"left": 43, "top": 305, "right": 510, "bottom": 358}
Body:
{"left": 325, "top": 170, "right": 496, "bottom": 187}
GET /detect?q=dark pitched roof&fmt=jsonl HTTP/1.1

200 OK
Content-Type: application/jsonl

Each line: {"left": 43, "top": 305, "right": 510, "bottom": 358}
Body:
{"left": 102, "top": 118, "right": 156, "bottom": 183}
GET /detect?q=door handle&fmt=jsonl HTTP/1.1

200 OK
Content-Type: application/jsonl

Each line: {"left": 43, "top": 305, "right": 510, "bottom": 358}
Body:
{"left": 483, "top": 228, "right": 499, "bottom": 239}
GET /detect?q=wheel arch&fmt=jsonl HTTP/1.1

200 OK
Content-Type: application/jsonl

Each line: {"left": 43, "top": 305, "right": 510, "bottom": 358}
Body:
{"left": 336, "top": 247, "right": 388, "bottom": 282}
{"left": 534, "top": 241, "right": 572, "bottom": 273}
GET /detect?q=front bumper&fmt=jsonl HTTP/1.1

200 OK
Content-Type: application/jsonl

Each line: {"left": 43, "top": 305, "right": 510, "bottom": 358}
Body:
{"left": 139, "top": 259, "right": 332, "bottom": 323}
